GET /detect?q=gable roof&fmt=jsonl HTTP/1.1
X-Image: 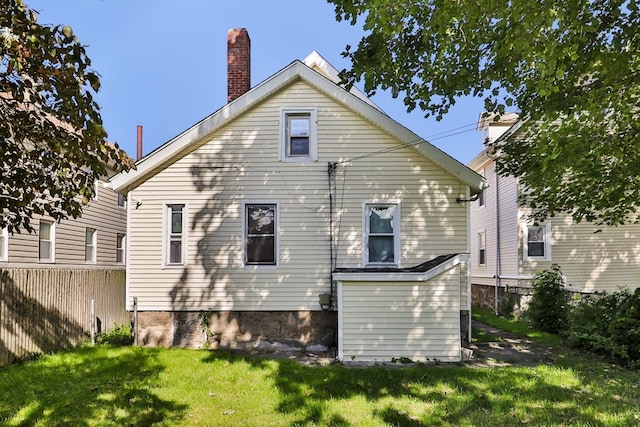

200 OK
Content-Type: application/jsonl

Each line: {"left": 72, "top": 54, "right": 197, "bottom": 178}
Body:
{"left": 110, "top": 57, "right": 485, "bottom": 194}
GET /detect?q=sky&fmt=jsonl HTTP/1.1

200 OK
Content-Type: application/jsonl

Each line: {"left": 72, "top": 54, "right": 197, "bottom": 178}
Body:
{"left": 26, "top": 0, "right": 487, "bottom": 165}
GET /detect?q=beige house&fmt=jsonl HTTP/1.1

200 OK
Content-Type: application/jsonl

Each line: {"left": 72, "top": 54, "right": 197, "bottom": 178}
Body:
{"left": 469, "top": 114, "right": 640, "bottom": 312}
{"left": 110, "top": 29, "right": 484, "bottom": 363}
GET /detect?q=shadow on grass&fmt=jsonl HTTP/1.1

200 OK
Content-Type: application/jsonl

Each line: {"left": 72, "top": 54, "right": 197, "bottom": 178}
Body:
{"left": 201, "top": 349, "right": 634, "bottom": 426}
{"left": 0, "top": 346, "right": 187, "bottom": 426}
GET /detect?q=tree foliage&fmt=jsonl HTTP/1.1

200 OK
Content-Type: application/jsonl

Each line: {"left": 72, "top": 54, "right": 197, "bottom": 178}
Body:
{"left": 330, "top": 0, "right": 640, "bottom": 225}
{"left": 1, "top": 0, "right": 134, "bottom": 233}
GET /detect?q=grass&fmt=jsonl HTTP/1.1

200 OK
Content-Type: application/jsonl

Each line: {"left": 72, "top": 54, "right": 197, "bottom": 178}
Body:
{"left": 472, "top": 307, "right": 565, "bottom": 347}
{"left": 2, "top": 338, "right": 640, "bottom": 426}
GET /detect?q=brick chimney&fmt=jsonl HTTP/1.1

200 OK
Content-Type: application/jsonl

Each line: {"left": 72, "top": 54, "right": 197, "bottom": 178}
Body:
{"left": 227, "top": 28, "right": 251, "bottom": 103}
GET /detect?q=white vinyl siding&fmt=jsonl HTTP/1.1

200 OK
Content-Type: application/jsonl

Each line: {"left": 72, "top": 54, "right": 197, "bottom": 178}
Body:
{"left": 338, "top": 265, "right": 462, "bottom": 363}
{"left": 125, "top": 81, "right": 471, "bottom": 311}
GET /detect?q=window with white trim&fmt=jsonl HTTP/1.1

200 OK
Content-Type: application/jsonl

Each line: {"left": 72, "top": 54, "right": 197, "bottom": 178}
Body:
{"left": 364, "top": 203, "right": 400, "bottom": 266}
{"left": 117, "top": 193, "right": 126, "bottom": 208}
{"left": 280, "top": 108, "right": 317, "bottom": 162}
{"left": 478, "top": 230, "right": 486, "bottom": 266}
{"left": 85, "top": 228, "right": 96, "bottom": 263}
{"left": 165, "top": 204, "right": 186, "bottom": 266}
{"left": 116, "top": 234, "right": 125, "bottom": 265}
{"left": 245, "top": 203, "right": 277, "bottom": 266}
{"left": 39, "top": 220, "right": 55, "bottom": 262}
{"left": 0, "top": 227, "right": 7, "bottom": 262}
{"left": 523, "top": 222, "right": 551, "bottom": 261}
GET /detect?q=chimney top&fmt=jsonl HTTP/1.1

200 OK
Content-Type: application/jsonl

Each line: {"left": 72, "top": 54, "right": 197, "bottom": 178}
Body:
{"left": 227, "top": 28, "right": 251, "bottom": 103}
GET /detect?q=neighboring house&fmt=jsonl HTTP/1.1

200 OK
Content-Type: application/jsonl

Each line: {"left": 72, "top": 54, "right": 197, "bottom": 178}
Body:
{"left": 1, "top": 178, "right": 127, "bottom": 268}
{"left": 469, "top": 113, "right": 640, "bottom": 313}
{"left": 0, "top": 169, "right": 129, "bottom": 364}
{"left": 110, "top": 29, "right": 484, "bottom": 363}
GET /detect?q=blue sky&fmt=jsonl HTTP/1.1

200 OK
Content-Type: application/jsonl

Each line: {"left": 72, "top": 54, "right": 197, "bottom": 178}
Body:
{"left": 26, "top": 0, "right": 487, "bottom": 165}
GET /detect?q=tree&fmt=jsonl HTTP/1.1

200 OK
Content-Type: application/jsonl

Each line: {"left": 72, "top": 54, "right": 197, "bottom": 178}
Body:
{"left": 1, "top": 0, "right": 134, "bottom": 233}
{"left": 330, "top": 0, "right": 640, "bottom": 225}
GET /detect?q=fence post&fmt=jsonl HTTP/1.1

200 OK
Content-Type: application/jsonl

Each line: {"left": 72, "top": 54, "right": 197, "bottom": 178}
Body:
{"left": 90, "top": 299, "right": 96, "bottom": 345}
{"left": 133, "top": 296, "right": 138, "bottom": 346}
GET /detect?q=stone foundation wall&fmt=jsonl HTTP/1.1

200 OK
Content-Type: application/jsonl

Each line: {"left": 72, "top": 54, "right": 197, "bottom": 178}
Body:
{"left": 471, "top": 284, "right": 532, "bottom": 316}
{"left": 134, "top": 310, "right": 338, "bottom": 350}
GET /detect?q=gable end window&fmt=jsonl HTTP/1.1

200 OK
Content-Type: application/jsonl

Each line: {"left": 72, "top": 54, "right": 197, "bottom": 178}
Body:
{"left": 39, "top": 220, "right": 55, "bottom": 262}
{"left": 165, "top": 204, "right": 187, "bottom": 266}
{"left": 523, "top": 223, "right": 551, "bottom": 261}
{"left": 280, "top": 108, "right": 317, "bottom": 162}
{"left": 364, "top": 203, "right": 400, "bottom": 266}
{"left": 245, "top": 203, "right": 277, "bottom": 266}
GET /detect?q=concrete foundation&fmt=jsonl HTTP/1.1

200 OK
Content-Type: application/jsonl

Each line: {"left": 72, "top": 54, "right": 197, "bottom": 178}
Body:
{"left": 134, "top": 310, "right": 338, "bottom": 350}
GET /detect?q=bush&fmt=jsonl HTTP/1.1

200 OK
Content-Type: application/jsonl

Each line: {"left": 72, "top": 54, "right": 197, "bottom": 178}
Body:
{"left": 568, "top": 288, "right": 640, "bottom": 369}
{"left": 526, "top": 264, "right": 570, "bottom": 334}
{"left": 96, "top": 324, "right": 133, "bottom": 346}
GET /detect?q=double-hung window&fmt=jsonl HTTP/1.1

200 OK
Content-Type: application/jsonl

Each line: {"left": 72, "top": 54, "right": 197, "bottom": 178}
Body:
{"left": 166, "top": 204, "right": 186, "bottom": 266}
{"left": 365, "top": 203, "right": 400, "bottom": 266}
{"left": 245, "top": 203, "right": 277, "bottom": 266}
{"left": 280, "top": 108, "right": 317, "bottom": 162}
{"left": 0, "top": 227, "right": 7, "bottom": 262}
{"left": 523, "top": 222, "right": 551, "bottom": 261}
{"left": 116, "top": 234, "right": 125, "bottom": 265}
{"left": 85, "top": 228, "right": 96, "bottom": 263}
{"left": 478, "top": 230, "right": 486, "bottom": 266}
{"left": 39, "top": 220, "right": 55, "bottom": 262}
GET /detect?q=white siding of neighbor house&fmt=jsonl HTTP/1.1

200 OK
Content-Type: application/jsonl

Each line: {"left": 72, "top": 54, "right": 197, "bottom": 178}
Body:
{"left": 517, "top": 210, "right": 640, "bottom": 292}
{"left": 338, "top": 265, "right": 461, "bottom": 363}
{"left": 2, "top": 179, "right": 127, "bottom": 268}
{"left": 127, "top": 81, "right": 471, "bottom": 311}
{"left": 469, "top": 157, "right": 519, "bottom": 287}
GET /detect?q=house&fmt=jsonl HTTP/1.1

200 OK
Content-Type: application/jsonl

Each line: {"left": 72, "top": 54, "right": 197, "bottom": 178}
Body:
{"left": 110, "top": 29, "right": 484, "bottom": 363}
{"left": 0, "top": 167, "right": 129, "bottom": 364}
{"left": 469, "top": 113, "right": 640, "bottom": 313}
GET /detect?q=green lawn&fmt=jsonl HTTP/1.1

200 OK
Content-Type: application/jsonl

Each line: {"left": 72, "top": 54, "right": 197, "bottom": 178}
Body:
{"left": 1, "top": 314, "right": 640, "bottom": 426}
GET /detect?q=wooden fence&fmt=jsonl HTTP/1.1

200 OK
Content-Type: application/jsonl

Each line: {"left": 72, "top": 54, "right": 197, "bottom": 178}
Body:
{"left": 0, "top": 268, "right": 128, "bottom": 365}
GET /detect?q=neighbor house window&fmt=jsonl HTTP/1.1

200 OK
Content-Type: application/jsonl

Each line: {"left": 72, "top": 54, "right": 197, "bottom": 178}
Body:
{"left": 523, "top": 223, "right": 551, "bottom": 261}
{"left": 85, "top": 228, "right": 96, "bottom": 263}
{"left": 478, "top": 230, "right": 486, "bottom": 266}
{"left": 245, "top": 203, "right": 277, "bottom": 266}
{"left": 165, "top": 204, "right": 187, "bottom": 266}
{"left": 117, "top": 193, "right": 126, "bottom": 208}
{"left": 280, "top": 108, "right": 317, "bottom": 162}
{"left": 478, "top": 189, "right": 485, "bottom": 207}
{"left": 0, "top": 227, "right": 7, "bottom": 262}
{"left": 364, "top": 203, "right": 400, "bottom": 266}
{"left": 39, "top": 220, "right": 55, "bottom": 262}
{"left": 116, "top": 234, "right": 125, "bottom": 265}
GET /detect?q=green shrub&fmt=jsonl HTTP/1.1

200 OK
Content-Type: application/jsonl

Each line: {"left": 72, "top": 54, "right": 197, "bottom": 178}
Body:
{"left": 526, "top": 264, "right": 570, "bottom": 334}
{"left": 568, "top": 287, "right": 640, "bottom": 369}
{"left": 96, "top": 324, "right": 133, "bottom": 346}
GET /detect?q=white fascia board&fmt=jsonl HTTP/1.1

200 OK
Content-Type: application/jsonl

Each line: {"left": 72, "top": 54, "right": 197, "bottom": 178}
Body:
{"left": 333, "top": 254, "right": 469, "bottom": 282}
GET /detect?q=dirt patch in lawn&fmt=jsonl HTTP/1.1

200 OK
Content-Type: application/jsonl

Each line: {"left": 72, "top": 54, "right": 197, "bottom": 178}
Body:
{"left": 227, "top": 321, "right": 561, "bottom": 368}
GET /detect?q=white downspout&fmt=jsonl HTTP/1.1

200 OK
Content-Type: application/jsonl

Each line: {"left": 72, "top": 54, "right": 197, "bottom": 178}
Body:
{"left": 494, "top": 167, "right": 501, "bottom": 315}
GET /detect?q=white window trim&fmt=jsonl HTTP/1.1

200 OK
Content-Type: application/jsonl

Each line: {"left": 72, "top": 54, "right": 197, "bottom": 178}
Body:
{"left": 522, "top": 222, "right": 552, "bottom": 261}
{"left": 243, "top": 201, "right": 279, "bottom": 269}
{"left": 116, "top": 234, "right": 126, "bottom": 265}
{"left": 478, "top": 168, "right": 486, "bottom": 208}
{"left": 363, "top": 201, "right": 401, "bottom": 267}
{"left": 279, "top": 107, "right": 318, "bottom": 162}
{"left": 478, "top": 229, "right": 486, "bottom": 266}
{"left": 162, "top": 202, "right": 188, "bottom": 268}
{"left": 39, "top": 220, "right": 56, "bottom": 263}
{"left": 117, "top": 193, "right": 127, "bottom": 209}
{"left": 85, "top": 228, "right": 97, "bottom": 264}
{"left": 0, "top": 227, "right": 7, "bottom": 262}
